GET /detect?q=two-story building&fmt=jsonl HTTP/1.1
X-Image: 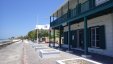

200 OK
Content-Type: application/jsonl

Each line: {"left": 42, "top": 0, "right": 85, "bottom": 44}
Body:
{"left": 50, "top": 0, "right": 113, "bottom": 57}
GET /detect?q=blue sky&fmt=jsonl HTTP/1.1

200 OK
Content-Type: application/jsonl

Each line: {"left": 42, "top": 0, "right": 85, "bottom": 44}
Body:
{"left": 0, "top": 0, "right": 65, "bottom": 39}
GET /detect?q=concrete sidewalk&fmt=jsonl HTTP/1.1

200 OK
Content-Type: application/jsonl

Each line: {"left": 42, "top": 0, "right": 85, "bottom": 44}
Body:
{"left": 23, "top": 41, "right": 80, "bottom": 64}
{"left": 0, "top": 41, "right": 23, "bottom": 64}
{"left": 23, "top": 41, "right": 41, "bottom": 64}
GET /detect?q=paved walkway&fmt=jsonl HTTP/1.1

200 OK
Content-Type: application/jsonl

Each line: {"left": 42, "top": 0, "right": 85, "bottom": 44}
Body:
{"left": 71, "top": 49, "right": 113, "bottom": 64}
{"left": 0, "top": 41, "right": 23, "bottom": 64}
{"left": 23, "top": 41, "right": 83, "bottom": 64}
{"left": 24, "top": 41, "right": 113, "bottom": 64}
{"left": 0, "top": 40, "right": 112, "bottom": 64}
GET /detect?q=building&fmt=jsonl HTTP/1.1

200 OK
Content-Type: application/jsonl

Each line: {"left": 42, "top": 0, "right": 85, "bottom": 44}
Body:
{"left": 50, "top": 0, "right": 113, "bottom": 57}
{"left": 36, "top": 24, "right": 50, "bottom": 30}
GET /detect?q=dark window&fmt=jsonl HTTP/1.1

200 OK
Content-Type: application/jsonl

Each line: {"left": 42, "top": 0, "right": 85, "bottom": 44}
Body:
{"left": 91, "top": 27, "right": 100, "bottom": 48}
{"left": 90, "top": 25, "right": 106, "bottom": 49}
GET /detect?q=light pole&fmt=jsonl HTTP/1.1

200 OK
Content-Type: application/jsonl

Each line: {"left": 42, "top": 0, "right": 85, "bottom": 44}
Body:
{"left": 36, "top": 16, "right": 39, "bottom": 44}
{"left": 36, "top": 25, "right": 39, "bottom": 43}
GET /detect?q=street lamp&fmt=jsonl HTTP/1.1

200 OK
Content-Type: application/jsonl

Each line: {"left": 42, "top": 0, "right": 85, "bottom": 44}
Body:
{"left": 36, "top": 25, "right": 39, "bottom": 43}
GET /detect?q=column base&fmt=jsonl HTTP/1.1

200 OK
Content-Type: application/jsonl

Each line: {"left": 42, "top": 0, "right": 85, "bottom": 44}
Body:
{"left": 66, "top": 50, "right": 73, "bottom": 53}
{"left": 58, "top": 47, "right": 61, "bottom": 50}
{"left": 81, "top": 55, "right": 91, "bottom": 58}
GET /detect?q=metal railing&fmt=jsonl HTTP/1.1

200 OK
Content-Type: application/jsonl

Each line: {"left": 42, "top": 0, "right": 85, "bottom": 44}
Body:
{"left": 50, "top": 0, "right": 111, "bottom": 27}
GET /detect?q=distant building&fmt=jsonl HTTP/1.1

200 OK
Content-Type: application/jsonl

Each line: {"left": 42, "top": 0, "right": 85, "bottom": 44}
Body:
{"left": 35, "top": 24, "right": 50, "bottom": 30}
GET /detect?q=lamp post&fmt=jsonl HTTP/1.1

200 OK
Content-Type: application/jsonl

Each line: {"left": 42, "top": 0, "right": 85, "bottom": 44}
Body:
{"left": 36, "top": 16, "right": 39, "bottom": 44}
{"left": 36, "top": 25, "right": 39, "bottom": 43}
{"left": 37, "top": 27, "right": 39, "bottom": 43}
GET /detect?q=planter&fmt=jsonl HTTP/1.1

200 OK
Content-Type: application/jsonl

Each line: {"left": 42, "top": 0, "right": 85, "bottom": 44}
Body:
{"left": 35, "top": 46, "right": 49, "bottom": 50}
{"left": 39, "top": 49, "right": 60, "bottom": 59}
{"left": 31, "top": 44, "right": 38, "bottom": 48}
{"left": 56, "top": 58, "right": 102, "bottom": 64}
{"left": 32, "top": 44, "right": 47, "bottom": 48}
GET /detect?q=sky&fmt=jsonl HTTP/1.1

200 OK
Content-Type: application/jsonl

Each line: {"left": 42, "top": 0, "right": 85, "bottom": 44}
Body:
{"left": 0, "top": 0, "right": 65, "bottom": 39}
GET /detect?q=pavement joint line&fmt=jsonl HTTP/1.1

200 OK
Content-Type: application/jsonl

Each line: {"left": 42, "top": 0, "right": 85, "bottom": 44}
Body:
{"left": 23, "top": 43, "right": 28, "bottom": 64}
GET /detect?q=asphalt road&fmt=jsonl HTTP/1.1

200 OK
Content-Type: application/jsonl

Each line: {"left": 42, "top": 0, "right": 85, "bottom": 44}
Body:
{"left": 0, "top": 41, "right": 23, "bottom": 64}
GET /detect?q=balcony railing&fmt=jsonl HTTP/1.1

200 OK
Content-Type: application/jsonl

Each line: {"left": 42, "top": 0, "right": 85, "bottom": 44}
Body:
{"left": 51, "top": 0, "right": 112, "bottom": 27}
{"left": 81, "top": 1, "right": 89, "bottom": 13}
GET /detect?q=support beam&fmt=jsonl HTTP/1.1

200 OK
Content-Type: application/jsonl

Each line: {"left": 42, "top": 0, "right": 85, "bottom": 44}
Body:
{"left": 68, "top": 23, "right": 71, "bottom": 51}
{"left": 53, "top": 29, "right": 55, "bottom": 47}
{"left": 57, "top": 11, "right": 58, "bottom": 19}
{"left": 68, "top": 1, "right": 70, "bottom": 11}
{"left": 49, "top": 30, "right": 51, "bottom": 47}
{"left": 84, "top": 17, "right": 88, "bottom": 55}
{"left": 68, "top": 0, "right": 72, "bottom": 20}
{"left": 53, "top": 14, "right": 54, "bottom": 22}
{"left": 61, "top": 7, "right": 63, "bottom": 16}
{"left": 49, "top": 16, "right": 51, "bottom": 47}
{"left": 52, "top": 14, "right": 55, "bottom": 47}
{"left": 76, "top": 0, "right": 81, "bottom": 15}
{"left": 89, "top": 0, "right": 95, "bottom": 9}
{"left": 59, "top": 26, "right": 62, "bottom": 48}
{"left": 67, "top": 0, "right": 71, "bottom": 51}
{"left": 67, "top": 0, "right": 70, "bottom": 18}
{"left": 77, "top": 0, "right": 79, "bottom": 5}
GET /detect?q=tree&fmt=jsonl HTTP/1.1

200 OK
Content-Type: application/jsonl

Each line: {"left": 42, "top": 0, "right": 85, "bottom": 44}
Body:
{"left": 27, "top": 30, "right": 37, "bottom": 41}
{"left": 38, "top": 29, "right": 49, "bottom": 38}
{"left": 27, "top": 29, "right": 49, "bottom": 41}
{"left": 10, "top": 37, "right": 15, "bottom": 39}
{"left": 17, "top": 36, "right": 24, "bottom": 40}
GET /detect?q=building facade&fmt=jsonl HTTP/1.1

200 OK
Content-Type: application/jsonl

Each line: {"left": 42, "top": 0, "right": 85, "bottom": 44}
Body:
{"left": 50, "top": 0, "right": 113, "bottom": 57}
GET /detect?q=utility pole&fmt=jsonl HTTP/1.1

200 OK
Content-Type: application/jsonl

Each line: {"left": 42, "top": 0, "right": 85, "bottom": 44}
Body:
{"left": 36, "top": 16, "right": 39, "bottom": 43}
{"left": 36, "top": 25, "right": 39, "bottom": 43}
{"left": 37, "top": 27, "right": 39, "bottom": 43}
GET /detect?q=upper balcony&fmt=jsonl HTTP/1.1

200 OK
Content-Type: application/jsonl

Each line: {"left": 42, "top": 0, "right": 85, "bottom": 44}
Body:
{"left": 50, "top": 0, "right": 113, "bottom": 28}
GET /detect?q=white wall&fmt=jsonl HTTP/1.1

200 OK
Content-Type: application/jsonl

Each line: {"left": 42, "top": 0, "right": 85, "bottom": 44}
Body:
{"left": 63, "top": 13, "right": 113, "bottom": 57}
{"left": 36, "top": 24, "right": 50, "bottom": 30}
